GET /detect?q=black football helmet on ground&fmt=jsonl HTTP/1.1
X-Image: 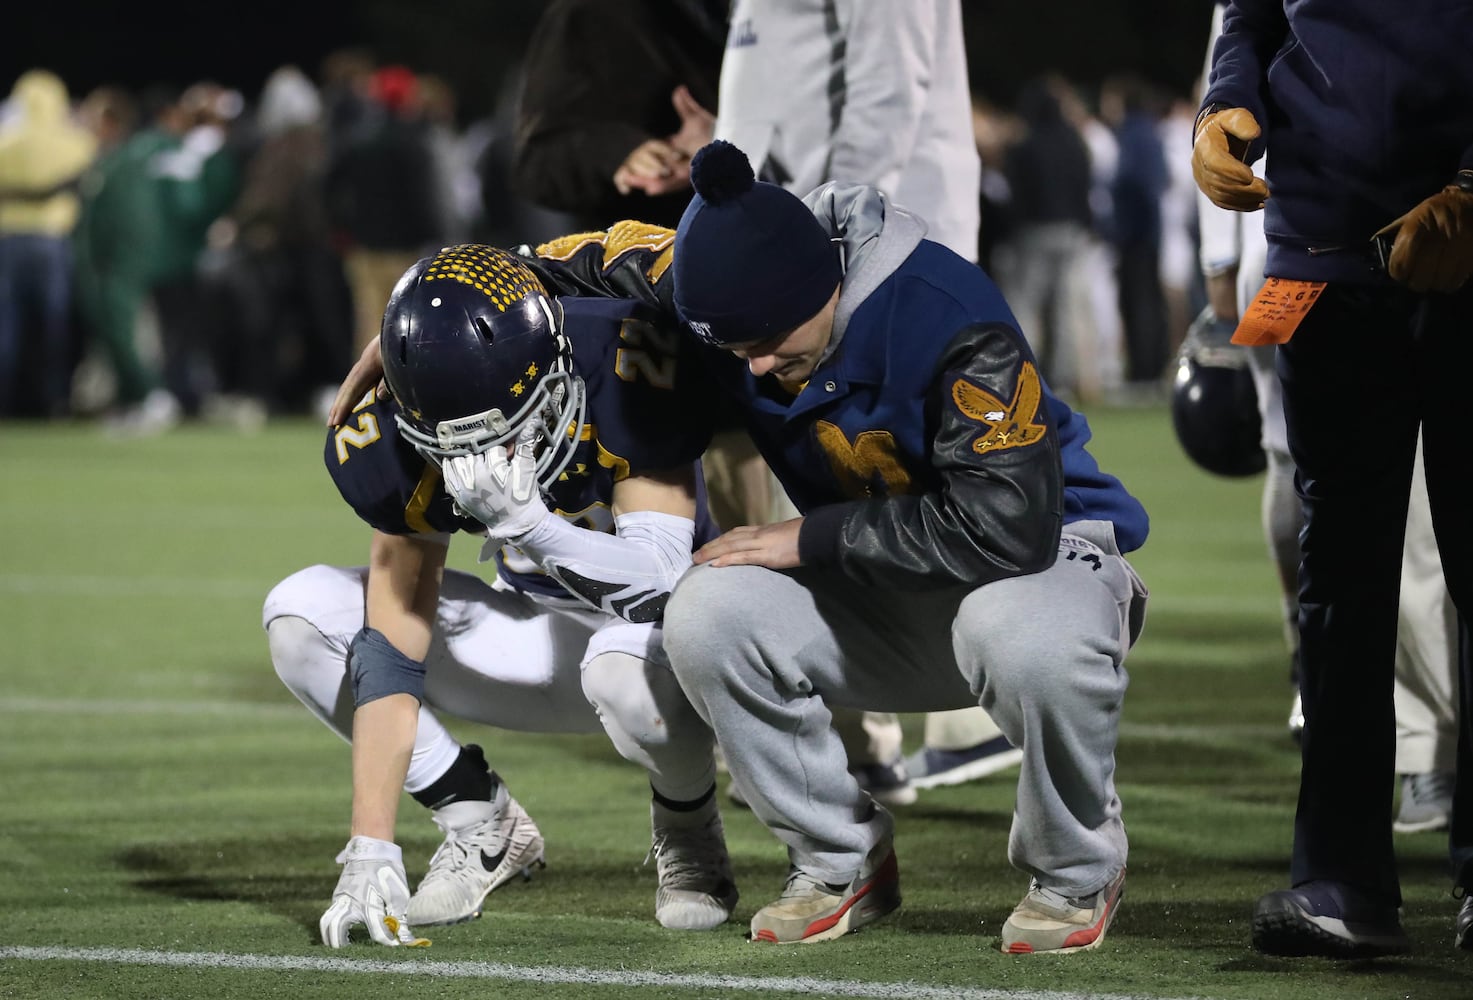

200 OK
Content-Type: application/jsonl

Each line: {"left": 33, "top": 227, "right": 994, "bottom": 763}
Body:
{"left": 1170, "top": 306, "right": 1266, "bottom": 478}
{"left": 380, "top": 245, "right": 586, "bottom": 489}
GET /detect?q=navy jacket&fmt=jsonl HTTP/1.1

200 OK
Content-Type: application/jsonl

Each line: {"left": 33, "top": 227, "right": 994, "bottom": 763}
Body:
{"left": 1202, "top": 0, "right": 1473, "bottom": 283}
{"left": 711, "top": 240, "right": 1148, "bottom": 588}
{"left": 527, "top": 224, "right": 1148, "bottom": 592}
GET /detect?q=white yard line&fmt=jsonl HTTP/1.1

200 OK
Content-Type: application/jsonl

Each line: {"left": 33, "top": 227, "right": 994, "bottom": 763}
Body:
{"left": 0, "top": 946, "right": 1200, "bottom": 1000}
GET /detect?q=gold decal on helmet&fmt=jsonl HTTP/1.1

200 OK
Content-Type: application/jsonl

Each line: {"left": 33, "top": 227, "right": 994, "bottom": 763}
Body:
{"left": 421, "top": 244, "right": 545, "bottom": 310}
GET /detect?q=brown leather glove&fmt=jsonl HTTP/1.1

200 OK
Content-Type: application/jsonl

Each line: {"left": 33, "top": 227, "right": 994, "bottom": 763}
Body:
{"left": 1375, "top": 180, "right": 1473, "bottom": 293}
{"left": 1192, "top": 107, "right": 1269, "bottom": 212}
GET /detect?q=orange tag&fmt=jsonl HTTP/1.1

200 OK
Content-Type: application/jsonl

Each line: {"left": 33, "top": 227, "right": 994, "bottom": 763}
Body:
{"left": 1232, "top": 278, "right": 1327, "bottom": 346}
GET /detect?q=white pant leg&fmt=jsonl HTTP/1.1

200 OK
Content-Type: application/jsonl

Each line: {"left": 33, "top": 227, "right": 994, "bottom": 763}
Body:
{"left": 1246, "top": 343, "right": 1288, "bottom": 458}
{"left": 1238, "top": 217, "right": 1303, "bottom": 665}
{"left": 1394, "top": 433, "right": 1460, "bottom": 774}
{"left": 922, "top": 706, "right": 1004, "bottom": 752}
{"left": 265, "top": 564, "right": 725, "bottom": 796}
{"left": 264, "top": 564, "right": 605, "bottom": 793}
{"left": 264, "top": 563, "right": 606, "bottom": 732}
{"left": 581, "top": 648, "right": 717, "bottom": 803}
{"left": 992, "top": 235, "right": 1050, "bottom": 376}
{"left": 1244, "top": 344, "right": 1301, "bottom": 656}
{"left": 1084, "top": 241, "right": 1124, "bottom": 391}
{"left": 1061, "top": 228, "right": 1105, "bottom": 403}
{"left": 265, "top": 615, "right": 461, "bottom": 792}
{"left": 831, "top": 709, "right": 903, "bottom": 767}
{"left": 769, "top": 472, "right": 801, "bottom": 521}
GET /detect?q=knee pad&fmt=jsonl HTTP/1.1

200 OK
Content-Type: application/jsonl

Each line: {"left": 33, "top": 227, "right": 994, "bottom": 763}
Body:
{"left": 349, "top": 628, "right": 426, "bottom": 707}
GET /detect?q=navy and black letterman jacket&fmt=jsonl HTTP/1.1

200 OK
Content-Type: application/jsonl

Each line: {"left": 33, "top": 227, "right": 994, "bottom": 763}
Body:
{"left": 522, "top": 190, "right": 1147, "bottom": 591}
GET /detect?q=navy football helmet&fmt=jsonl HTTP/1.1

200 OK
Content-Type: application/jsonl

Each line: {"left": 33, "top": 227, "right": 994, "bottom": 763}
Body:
{"left": 380, "top": 245, "right": 586, "bottom": 489}
{"left": 1170, "top": 306, "right": 1266, "bottom": 478}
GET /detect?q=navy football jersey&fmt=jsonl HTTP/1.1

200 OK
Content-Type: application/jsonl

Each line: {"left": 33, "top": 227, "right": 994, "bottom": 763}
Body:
{"left": 326, "top": 296, "right": 718, "bottom": 598}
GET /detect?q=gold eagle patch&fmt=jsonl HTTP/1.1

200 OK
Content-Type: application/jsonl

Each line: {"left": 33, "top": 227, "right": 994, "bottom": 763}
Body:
{"left": 951, "top": 361, "right": 1047, "bottom": 455}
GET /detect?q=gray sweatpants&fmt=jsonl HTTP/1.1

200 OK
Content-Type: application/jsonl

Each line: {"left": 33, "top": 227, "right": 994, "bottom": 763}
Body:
{"left": 663, "top": 520, "right": 1147, "bottom": 897}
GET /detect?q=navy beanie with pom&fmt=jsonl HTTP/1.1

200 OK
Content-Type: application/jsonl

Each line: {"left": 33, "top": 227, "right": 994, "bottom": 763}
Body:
{"left": 673, "top": 141, "right": 842, "bottom": 345}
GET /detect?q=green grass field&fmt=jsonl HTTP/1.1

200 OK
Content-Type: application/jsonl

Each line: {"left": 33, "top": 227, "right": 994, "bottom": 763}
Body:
{"left": 1, "top": 407, "right": 1466, "bottom": 1000}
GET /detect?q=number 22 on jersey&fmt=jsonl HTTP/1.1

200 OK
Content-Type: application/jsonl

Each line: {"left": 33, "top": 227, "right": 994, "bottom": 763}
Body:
{"left": 333, "top": 391, "right": 383, "bottom": 464}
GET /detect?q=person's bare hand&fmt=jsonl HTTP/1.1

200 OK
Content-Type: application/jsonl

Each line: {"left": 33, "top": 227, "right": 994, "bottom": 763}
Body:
{"left": 328, "top": 335, "right": 387, "bottom": 427}
{"left": 610, "top": 85, "right": 715, "bottom": 198}
{"left": 613, "top": 139, "right": 688, "bottom": 196}
{"left": 668, "top": 84, "right": 715, "bottom": 159}
{"left": 693, "top": 519, "right": 804, "bottom": 570}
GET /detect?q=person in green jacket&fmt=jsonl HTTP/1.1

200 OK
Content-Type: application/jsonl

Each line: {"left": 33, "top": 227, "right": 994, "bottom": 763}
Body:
{"left": 71, "top": 85, "right": 179, "bottom": 432}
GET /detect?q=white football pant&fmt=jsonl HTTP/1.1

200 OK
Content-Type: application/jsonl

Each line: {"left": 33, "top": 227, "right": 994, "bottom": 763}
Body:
{"left": 263, "top": 563, "right": 718, "bottom": 803}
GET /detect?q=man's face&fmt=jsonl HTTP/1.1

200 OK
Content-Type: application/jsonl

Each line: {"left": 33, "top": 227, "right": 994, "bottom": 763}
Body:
{"left": 722, "top": 284, "right": 841, "bottom": 384}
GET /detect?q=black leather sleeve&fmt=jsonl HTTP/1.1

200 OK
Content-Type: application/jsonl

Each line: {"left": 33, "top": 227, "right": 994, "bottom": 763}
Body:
{"left": 797, "top": 323, "right": 1064, "bottom": 589}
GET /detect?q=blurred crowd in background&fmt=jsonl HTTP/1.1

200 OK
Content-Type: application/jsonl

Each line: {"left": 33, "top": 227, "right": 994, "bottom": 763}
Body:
{"left": 0, "top": 40, "right": 1205, "bottom": 436}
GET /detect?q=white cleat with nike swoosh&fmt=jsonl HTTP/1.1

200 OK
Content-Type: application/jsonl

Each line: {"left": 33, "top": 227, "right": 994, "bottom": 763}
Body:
{"left": 407, "top": 784, "right": 545, "bottom": 926}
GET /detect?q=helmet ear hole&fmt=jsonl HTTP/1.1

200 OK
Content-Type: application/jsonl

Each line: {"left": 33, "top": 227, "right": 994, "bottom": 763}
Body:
{"left": 473, "top": 316, "right": 495, "bottom": 346}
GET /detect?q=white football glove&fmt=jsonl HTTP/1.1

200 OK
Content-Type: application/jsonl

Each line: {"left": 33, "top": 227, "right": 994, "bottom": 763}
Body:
{"left": 442, "top": 420, "right": 550, "bottom": 542}
{"left": 319, "top": 836, "right": 430, "bottom": 949}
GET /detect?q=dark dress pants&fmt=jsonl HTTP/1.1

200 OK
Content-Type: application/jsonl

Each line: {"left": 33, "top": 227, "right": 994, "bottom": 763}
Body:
{"left": 1279, "top": 281, "right": 1473, "bottom": 904}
